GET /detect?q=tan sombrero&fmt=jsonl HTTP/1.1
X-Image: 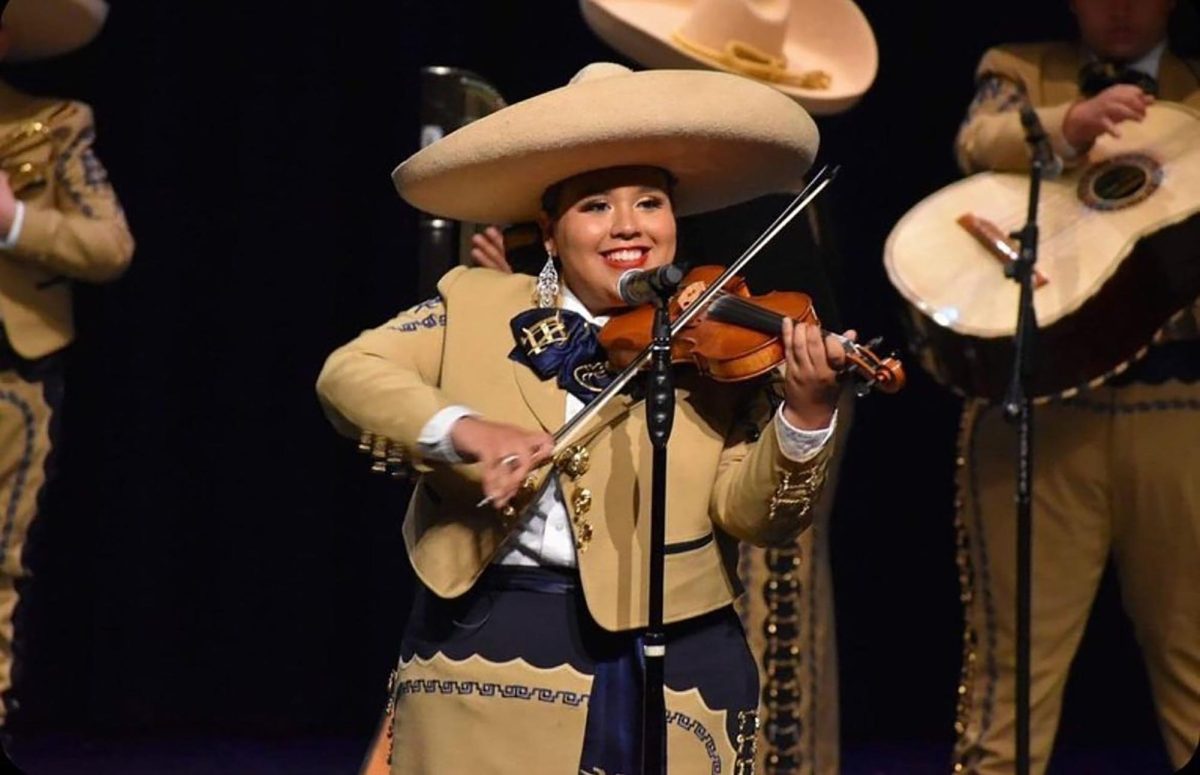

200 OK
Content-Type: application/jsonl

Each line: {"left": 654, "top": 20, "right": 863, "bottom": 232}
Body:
{"left": 393, "top": 62, "right": 819, "bottom": 225}
{"left": 580, "top": 0, "right": 877, "bottom": 115}
{"left": 2, "top": 0, "right": 109, "bottom": 61}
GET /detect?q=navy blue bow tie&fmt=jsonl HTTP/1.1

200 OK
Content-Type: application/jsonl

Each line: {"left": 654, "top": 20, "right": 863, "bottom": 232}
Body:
{"left": 509, "top": 308, "right": 615, "bottom": 404}
{"left": 1079, "top": 60, "right": 1159, "bottom": 97}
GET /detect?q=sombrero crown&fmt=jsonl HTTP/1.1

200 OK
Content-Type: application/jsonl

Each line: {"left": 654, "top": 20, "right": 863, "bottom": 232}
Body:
{"left": 580, "top": 0, "right": 878, "bottom": 115}
{"left": 393, "top": 62, "right": 819, "bottom": 224}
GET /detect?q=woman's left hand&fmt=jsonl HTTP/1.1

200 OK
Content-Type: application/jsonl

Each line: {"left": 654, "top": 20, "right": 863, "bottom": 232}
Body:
{"left": 780, "top": 319, "right": 853, "bottom": 430}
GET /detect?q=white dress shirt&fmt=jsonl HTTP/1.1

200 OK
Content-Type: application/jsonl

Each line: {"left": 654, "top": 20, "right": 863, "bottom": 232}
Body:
{"left": 1122, "top": 40, "right": 1167, "bottom": 80}
{"left": 417, "top": 285, "right": 836, "bottom": 568}
{"left": 0, "top": 202, "right": 25, "bottom": 249}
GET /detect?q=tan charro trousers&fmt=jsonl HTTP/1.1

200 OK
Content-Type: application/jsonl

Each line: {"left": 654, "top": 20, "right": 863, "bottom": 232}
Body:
{"left": 0, "top": 366, "right": 56, "bottom": 724}
{"left": 954, "top": 380, "right": 1200, "bottom": 774}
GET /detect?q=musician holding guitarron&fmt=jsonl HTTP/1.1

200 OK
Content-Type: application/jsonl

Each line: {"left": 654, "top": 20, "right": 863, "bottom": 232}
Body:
{"left": 887, "top": 1, "right": 1200, "bottom": 772}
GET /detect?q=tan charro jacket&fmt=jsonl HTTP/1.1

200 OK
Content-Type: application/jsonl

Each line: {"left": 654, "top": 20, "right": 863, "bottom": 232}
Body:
{"left": 0, "top": 80, "right": 134, "bottom": 358}
{"left": 317, "top": 266, "right": 831, "bottom": 632}
{"left": 955, "top": 42, "right": 1200, "bottom": 340}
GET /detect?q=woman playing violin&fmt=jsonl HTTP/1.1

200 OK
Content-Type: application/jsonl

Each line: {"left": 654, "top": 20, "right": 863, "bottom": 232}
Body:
{"left": 317, "top": 61, "right": 850, "bottom": 775}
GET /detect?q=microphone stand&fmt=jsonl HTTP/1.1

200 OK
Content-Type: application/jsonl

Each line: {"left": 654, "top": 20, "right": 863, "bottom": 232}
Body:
{"left": 641, "top": 286, "right": 674, "bottom": 775}
{"left": 1003, "top": 103, "right": 1050, "bottom": 775}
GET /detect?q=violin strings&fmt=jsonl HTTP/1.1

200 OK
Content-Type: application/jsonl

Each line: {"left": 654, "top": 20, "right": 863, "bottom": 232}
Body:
{"left": 704, "top": 289, "right": 864, "bottom": 357}
{"left": 707, "top": 293, "right": 786, "bottom": 334}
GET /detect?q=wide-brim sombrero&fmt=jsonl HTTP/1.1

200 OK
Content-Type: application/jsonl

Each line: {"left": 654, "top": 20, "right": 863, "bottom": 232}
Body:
{"left": 393, "top": 62, "right": 819, "bottom": 224}
{"left": 580, "top": 0, "right": 877, "bottom": 115}
{"left": 2, "top": 0, "right": 108, "bottom": 61}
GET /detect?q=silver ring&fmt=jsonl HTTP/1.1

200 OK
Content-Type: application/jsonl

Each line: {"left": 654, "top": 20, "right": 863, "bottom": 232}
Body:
{"left": 500, "top": 453, "right": 520, "bottom": 469}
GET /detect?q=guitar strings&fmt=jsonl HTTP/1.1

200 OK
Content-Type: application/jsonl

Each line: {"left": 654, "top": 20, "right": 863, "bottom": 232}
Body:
{"left": 980, "top": 114, "right": 1200, "bottom": 244}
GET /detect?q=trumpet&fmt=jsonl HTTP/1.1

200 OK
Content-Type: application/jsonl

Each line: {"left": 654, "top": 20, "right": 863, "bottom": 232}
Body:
{"left": 0, "top": 102, "right": 76, "bottom": 197}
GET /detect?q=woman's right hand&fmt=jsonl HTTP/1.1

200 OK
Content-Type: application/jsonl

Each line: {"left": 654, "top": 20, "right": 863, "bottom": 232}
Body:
{"left": 1063, "top": 84, "right": 1153, "bottom": 149}
{"left": 450, "top": 416, "right": 554, "bottom": 508}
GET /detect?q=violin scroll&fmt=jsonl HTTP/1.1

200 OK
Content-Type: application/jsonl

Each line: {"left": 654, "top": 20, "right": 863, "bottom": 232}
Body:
{"left": 833, "top": 333, "right": 906, "bottom": 396}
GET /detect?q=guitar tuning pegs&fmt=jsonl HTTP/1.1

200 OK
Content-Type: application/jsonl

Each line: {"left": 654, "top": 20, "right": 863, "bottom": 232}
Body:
{"left": 358, "top": 431, "right": 374, "bottom": 454}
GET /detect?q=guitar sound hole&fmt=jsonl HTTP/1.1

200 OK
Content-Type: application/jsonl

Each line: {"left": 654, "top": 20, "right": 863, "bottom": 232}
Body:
{"left": 1093, "top": 165, "right": 1146, "bottom": 201}
{"left": 1078, "top": 153, "right": 1163, "bottom": 212}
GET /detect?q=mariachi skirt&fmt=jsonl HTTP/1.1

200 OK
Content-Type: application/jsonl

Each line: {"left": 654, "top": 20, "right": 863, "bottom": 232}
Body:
{"left": 385, "top": 566, "right": 760, "bottom": 775}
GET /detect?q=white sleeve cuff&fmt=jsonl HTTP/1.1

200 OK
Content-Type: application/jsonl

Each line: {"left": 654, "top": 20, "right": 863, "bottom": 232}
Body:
{"left": 1043, "top": 103, "right": 1089, "bottom": 163}
{"left": 774, "top": 405, "right": 837, "bottom": 464}
{"left": 417, "top": 405, "right": 479, "bottom": 463}
{"left": 0, "top": 202, "right": 25, "bottom": 248}
{"left": 1049, "top": 132, "right": 1087, "bottom": 163}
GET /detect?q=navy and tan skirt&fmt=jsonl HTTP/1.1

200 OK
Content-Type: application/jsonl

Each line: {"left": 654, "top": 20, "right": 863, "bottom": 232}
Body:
{"left": 385, "top": 566, "right": 760, "bottom": 774}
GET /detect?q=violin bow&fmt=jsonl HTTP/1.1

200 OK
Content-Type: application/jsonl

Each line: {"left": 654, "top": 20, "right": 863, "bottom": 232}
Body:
{"left": 549, "top": 164, "right": 840, "bottom": 456}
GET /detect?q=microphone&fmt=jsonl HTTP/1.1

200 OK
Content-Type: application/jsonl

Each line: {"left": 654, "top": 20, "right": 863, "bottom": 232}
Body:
{"left": 1018, "top": 101, "right": 1064, "bottom": 179}
{"left": 617, "top": 264, "right": 685, "bottom": 306}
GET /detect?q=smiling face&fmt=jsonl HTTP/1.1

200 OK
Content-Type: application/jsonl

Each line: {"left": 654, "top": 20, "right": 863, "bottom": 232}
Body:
{"left": 539, "top": 166, "right": 677, "bottom": 316}
{"left": 1070, "top": 0, "right": 1174, "bottom": 62}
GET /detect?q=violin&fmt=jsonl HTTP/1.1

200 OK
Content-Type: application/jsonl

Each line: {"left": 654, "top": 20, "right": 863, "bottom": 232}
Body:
{"left": 598, "top": 265, "right": 905, "bottom": 395}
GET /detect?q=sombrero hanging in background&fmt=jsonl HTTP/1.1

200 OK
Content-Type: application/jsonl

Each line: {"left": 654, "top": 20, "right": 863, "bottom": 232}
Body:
{"left": 1, "top": 0, "right": 109, "bottom": 61}
{"left": 394, "top": 62, "right": 819, "bottom": 225}
{"left": 580, "top": 0, "right": 878, "bottom": 115}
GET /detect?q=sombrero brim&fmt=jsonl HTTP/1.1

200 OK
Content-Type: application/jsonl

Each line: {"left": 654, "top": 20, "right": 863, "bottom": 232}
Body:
{"left": 393, "top": 68, "right": 819, "bottom": 224}
{"left": 2, "top": 0, "right": 108, "bottom": 61}
{"left": 580, "top": 0, "right": 878, "bottom": 115}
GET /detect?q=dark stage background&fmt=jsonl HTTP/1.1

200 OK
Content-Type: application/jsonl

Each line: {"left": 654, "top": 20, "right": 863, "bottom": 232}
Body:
{"left": 5, "top": 0, "right": 1185, "bottom": 770}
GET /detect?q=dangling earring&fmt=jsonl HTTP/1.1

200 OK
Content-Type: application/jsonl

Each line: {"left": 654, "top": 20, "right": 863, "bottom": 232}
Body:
{"left": 537, "top": 250, "right": 559, "bottom": 309}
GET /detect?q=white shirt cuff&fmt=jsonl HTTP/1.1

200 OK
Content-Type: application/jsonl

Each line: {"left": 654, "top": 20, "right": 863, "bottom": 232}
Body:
{"left": 1044, "top": 104, "right": 1089, "bottom": 163}
{"left": 417, "top": 405, "right": 479, "bottom": 463}
{"left": 1049, "top": 132, "right": 1086, "bottom": 164}
{"left": 774, "top": 405, "right": 837, "bottom": 463}
{"left": 0, "top": 202, "right": 25, "bottom": 248}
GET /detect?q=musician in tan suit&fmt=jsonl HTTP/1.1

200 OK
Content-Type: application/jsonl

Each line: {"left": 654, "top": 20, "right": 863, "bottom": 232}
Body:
{"left": 952, "top": 1, "right": 1200, "bottom": 772}
{"left": 0, "top": 0, "right": 132, "bottom": 729}
{"left": 318, "top": 62, "right": 852, "bottom": 774}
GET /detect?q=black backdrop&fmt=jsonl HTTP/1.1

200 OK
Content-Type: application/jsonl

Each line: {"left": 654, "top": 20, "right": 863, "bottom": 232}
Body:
{"left": 4, "top": 0, "right": 1175, "bottom": 761}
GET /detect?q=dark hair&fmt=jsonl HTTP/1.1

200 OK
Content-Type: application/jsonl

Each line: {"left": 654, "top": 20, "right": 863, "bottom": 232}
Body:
{"left": 540, "top": 184, "right": 565, "bottom": 218}
{"left": 540, "top": 166, "right": 677, "bottom": 218}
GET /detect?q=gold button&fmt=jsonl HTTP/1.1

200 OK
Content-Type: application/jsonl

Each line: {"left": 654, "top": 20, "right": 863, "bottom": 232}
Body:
{"left": 572, "top": 487, "right": 592, "bottom": 516}
{"left": 559, "top": 445, "right": 591, "bottom": 479}
{"left": 575, "top": 520, "right": 593, "bottom": 550}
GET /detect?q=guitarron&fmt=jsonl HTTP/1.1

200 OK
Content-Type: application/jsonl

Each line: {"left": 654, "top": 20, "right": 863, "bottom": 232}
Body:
{"left": 885, "top": 101, "right": 1200, "bottom": 402}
